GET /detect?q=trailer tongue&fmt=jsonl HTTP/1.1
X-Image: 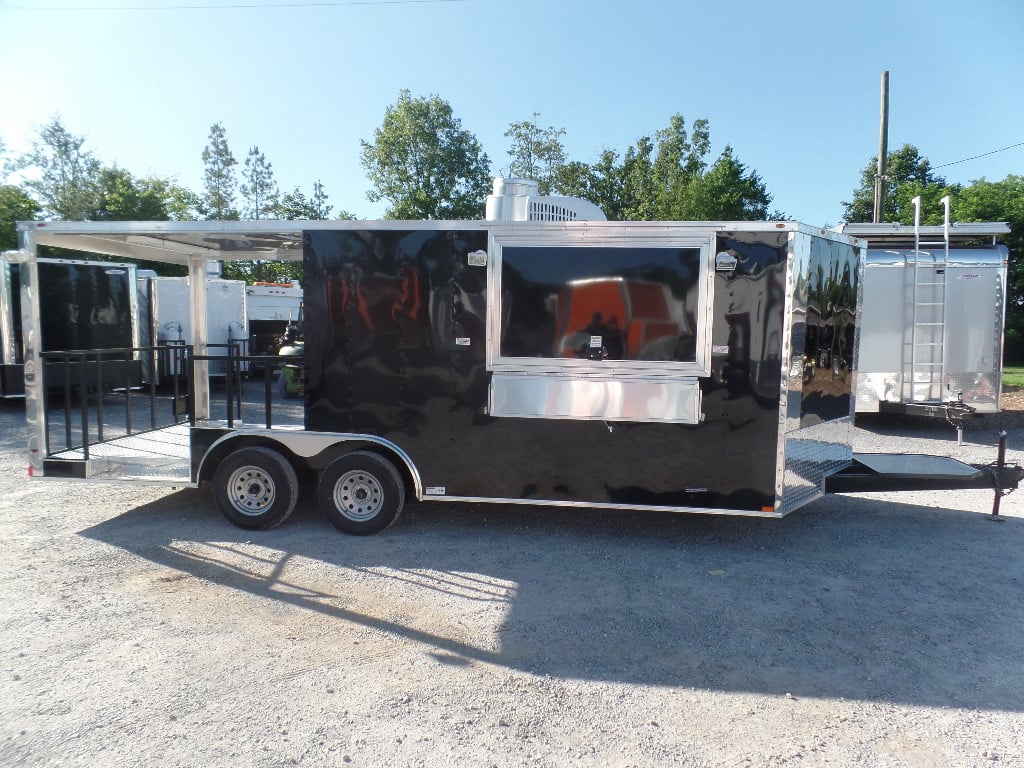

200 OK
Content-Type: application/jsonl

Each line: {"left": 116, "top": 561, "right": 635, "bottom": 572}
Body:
{"left": 825, "top": 435, "right": 1022, "bottom": 518}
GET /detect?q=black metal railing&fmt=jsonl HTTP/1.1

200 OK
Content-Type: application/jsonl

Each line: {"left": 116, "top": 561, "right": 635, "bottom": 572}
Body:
{"left": 188, "top": 345, "right": 303, "bottom": 429}
{"left": 40, "top": 344, "right": 192, "bottom": 460}
{"left": 40, "top": 342, "right": 303, "bottom": 460}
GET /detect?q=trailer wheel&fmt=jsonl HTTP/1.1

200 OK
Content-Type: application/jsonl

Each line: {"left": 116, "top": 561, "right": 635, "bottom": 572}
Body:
{"left": 214, "top": 446, "right": 299, "bottom": 530}
{"left": 317, "top": 451, "right": 405, "bottom": 535}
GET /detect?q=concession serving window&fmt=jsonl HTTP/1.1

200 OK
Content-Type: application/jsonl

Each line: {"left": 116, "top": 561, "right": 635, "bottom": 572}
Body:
{"left": 485, "top": 227, "right": 714, "bottom": 423}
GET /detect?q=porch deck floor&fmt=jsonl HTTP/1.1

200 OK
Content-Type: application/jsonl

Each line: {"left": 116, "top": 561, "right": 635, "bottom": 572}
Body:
{"left": 50, "top": 423, "right": 191, "bottom": 462}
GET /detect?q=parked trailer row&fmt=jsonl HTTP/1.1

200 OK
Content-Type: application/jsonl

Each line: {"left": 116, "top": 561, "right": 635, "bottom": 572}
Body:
{"left": 7, "top": 207, "right": 1021, "bottom": 535}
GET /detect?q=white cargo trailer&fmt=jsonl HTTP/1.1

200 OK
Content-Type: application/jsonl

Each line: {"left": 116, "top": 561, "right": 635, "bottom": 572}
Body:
{"left": 835, "top": 209, "right": 1009, "bottom": 427}
{"left": 136, "top": 275, "right": 250, "bottom": 382}
{"left": 205, "top": 278, "right": 248, "bottom": 377}
{"left": 245, "top": 281, "right": 302, "bottom": 370}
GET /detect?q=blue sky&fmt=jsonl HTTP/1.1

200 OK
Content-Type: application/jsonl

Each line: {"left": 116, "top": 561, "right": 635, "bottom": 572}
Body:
{"left": 1, "top": 0, "right": 1021, "bottom": 226}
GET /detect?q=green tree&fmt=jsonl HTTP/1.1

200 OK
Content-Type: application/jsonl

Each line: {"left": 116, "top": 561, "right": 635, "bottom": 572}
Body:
{"left": 548, "top": 114, "right": 770, "bottom": 222}
{"left": 201, "top": 122, "right": 239, "bottom": 220}
{"left": 312, "top": 180, "right": 334, "bottom": 220}
{"left": 619, "top": 137, "right": 658, "bottom": 220}
{"left": 651, "top": 114, "right": 711, "bottom": 218}
{"left": 669, "top": 146, "right": 772, "bottom": 220}
{"left": 8, "top": 116, "right": 101, "bottom": 220}
{"left": 235, "top": 141, "right": 278, "bottom": 275}
{"left": 842, "top": 144, "right": 956, "bottom": 224}
{"left": 0, "top": 185, "right": 41, "bottom": 250}
{"left": 165, "top": 185, "right": 205, "bottom": 221}
{"left": 550, "top": 160, "right": 597, "bottom": 202}
{"left": 279, "top": 180, "right": 349, "bottom": 221}
{"left": 278, "top": 187, "right": 314, "bottom": 221}
{"left": 88, "top": 167, "right": 175, "bottom": 221}
{"left": 504, "top": 113, "right": 566, "bottom": 195}
{"left": 954, "top": 175, "right": 1024, "bottom": 363}
{"left": 361, "top": 90, "right": 491, "bottom": 219}
{"left": 240, "top": 146, "right": 279, "bottom": 220}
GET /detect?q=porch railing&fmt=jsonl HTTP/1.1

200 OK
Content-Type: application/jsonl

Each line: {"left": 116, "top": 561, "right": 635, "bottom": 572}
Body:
{"left": 39, "top": 343, "right": 303, "bottom": 460}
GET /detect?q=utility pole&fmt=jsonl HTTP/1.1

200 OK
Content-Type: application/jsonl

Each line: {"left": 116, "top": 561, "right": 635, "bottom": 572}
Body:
{"left": 872, "top": 70, "right": 890, "bottom": 223}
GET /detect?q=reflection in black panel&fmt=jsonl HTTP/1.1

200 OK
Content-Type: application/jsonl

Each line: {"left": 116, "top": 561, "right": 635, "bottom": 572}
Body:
{"left": 500, "top": 246, "right": 701, "bottom": 363}
{"left": 708, "top": 233, "right": 788, "bottom": 404}
{"left": 38, "top": 262, "right": 135, "bottom": 352}
{"left": 800, "top": 237, "right": 857, "bottom": 425}
{"left": 303, "top": 229, "right": 489, "bottom": 438}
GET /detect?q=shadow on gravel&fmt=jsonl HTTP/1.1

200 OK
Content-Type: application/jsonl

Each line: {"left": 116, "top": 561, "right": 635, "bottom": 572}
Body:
{"left": 81, "top": 486, "right": 1024, "bottom": 711}
{"left": 854, "top": 411, "right": 1024, "bottom": 448}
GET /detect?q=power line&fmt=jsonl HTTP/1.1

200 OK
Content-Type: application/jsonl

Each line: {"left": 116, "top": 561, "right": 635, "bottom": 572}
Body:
{"left": 2, "top": 0, "right": 467, "bottom": 10}
{"left": 934, "top": 141, "right": 1024, "bottom": 169}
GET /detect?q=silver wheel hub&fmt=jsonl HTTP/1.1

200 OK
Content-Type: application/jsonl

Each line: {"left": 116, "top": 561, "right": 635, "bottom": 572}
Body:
{"left": 334, "top": 470, "right": 384, "bottom": 522}
{"left": 227, "top": 466, "right": 276, "bottom": 516}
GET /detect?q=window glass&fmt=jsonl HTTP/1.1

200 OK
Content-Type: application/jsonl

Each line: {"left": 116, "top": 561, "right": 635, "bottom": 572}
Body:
{"left": 499, "top": 246, "right": 702, "bottom": 363}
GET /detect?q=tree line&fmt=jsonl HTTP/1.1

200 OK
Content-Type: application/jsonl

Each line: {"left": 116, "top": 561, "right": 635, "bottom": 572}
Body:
{"left": 1, "top": 90, "right": 1022, "bottom": 359}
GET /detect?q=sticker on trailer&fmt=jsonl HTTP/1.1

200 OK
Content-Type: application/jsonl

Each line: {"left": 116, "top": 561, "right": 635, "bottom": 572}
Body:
{"left": 424, "top": 486, "right": 447, "bottom": 496}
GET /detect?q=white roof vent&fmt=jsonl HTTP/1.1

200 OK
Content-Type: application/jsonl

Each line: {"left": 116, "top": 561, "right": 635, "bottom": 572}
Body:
{"left": 485, "top": 177, "right": 606, "bottom": 222}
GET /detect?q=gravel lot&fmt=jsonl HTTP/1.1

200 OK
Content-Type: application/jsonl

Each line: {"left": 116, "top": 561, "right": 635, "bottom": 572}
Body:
{"left": 1, "top": 397, "right": 1022, "bottom": 768}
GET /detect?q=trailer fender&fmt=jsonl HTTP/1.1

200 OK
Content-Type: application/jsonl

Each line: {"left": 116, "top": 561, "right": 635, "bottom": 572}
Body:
{"left": 196, "top": 430, "right": 422, "bottom": 498}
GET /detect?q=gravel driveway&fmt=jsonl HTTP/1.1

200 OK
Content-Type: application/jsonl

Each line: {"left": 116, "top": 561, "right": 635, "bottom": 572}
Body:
{"left": 1, "top": 400, "right": 1022, "bottom": 767}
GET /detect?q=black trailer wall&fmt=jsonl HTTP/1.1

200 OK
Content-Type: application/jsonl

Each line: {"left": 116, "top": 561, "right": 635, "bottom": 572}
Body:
{"left": 304, "top": 228, "right": 799, "bottom": 512}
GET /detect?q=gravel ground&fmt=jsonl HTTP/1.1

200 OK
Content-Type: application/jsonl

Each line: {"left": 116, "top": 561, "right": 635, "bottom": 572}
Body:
{"left": 1, "top": 397, "right": 1022, "bottom": 768}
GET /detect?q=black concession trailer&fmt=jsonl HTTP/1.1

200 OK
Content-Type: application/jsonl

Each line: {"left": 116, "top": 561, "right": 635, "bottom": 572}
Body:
{"left": 9, "top": 217, "right": 1021, "bottom": 534}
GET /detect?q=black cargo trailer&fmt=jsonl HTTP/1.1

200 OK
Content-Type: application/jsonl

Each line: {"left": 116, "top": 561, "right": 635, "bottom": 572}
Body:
{"left": 9, "top": 214, "right": 1021, "bottom": 535}
{"left": 2, "top": 255, "right": 142, "bottom": 397}
{"left": 0, "top": 257, "right": 24, "bottom": 397}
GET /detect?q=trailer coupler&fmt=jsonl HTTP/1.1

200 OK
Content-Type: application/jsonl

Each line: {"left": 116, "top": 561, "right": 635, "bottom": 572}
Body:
{"left": 945, "top": 396, "right": 977, "bottom": 446}
{"left": 879, "top": 396, "right": 977, "bottom": 444}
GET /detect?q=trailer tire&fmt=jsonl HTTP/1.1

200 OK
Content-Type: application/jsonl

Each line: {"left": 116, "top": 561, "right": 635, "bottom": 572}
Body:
{"left": 213, "top": 446, "right": 299, "bottom": 530}
{"left": 317, "top": 451, "right": 405, "bottom": 535}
